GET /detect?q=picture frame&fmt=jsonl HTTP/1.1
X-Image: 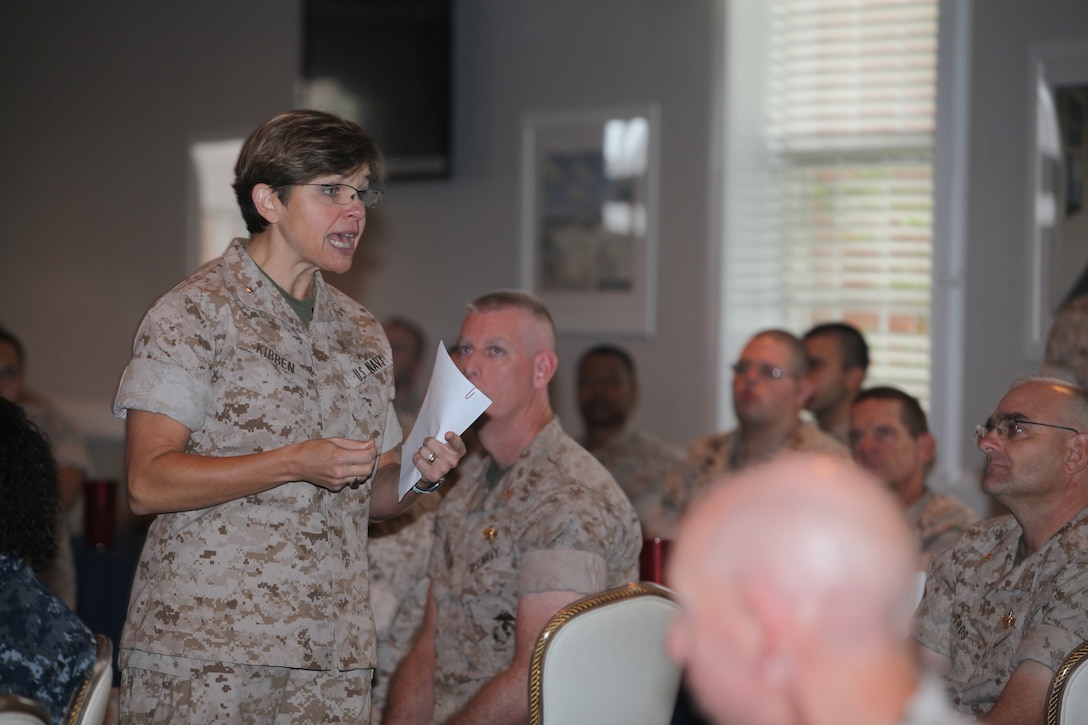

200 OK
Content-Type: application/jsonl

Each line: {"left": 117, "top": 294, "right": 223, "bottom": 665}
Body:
{"left": 1026, "top": 41, "right": 1088, "bottom": 353}
{"left": 520, "top": 105, "right": 660, "bottom": 336}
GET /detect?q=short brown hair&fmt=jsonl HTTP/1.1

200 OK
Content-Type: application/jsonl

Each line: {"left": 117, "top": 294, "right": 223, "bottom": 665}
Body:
{"left": 854, "top": 386, "right": 929, "bottom": 437}
{"left": 233, "top": 109, "right": 385, "bottom": 234}
{"left": 467, "top": 289, "right": 557, "bottom": 352}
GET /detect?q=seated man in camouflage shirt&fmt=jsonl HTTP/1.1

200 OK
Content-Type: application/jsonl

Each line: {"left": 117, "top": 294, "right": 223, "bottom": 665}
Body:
{"left": 916, "top": 376, "right": 1088, "bottom": 724}
{"left": 576, "top": 344, "right": 682, "bottom": 530}
{"left": 850, "top": 385, "right": 978, "bottom": 567}
{"left": 384, "top": 290, "right": 641, "bottom": 725}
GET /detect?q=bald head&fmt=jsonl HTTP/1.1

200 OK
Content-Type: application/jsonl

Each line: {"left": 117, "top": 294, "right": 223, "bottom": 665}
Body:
{"left": 666, "top": 454, "right": 919, "bottom": 725}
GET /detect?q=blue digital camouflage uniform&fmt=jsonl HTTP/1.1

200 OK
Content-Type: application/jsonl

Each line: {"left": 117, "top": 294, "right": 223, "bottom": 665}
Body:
{"left": 428, "top": 418, "right": 641, "bottom": 721}
{"left": 113, "top": 239, "right": 400, "bottom": 718}
{"left": 0, "top": 553, "right": 95, "bottom": 725}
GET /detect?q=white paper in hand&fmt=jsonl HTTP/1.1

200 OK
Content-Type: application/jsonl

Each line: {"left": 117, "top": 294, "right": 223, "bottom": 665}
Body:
{"left": 398, "top": 342, "right": 491, "bottom": 500}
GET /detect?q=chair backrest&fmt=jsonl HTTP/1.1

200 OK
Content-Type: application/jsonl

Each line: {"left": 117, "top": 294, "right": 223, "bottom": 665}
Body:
{"left": 1046, "top": 640, "right": 1088, "bottom": 725}
{"left": 0, "top": 694, "right": 52, "bottom": 725}
{"left": 528, "top": 581, "right": 682, "bottom": 725}
{"left": 65, "top": 633, "right": 113, "bottom": 725}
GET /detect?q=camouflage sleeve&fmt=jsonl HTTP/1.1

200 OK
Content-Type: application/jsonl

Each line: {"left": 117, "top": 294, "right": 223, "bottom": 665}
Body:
{"left": 914, "top": 544, "right": 955, "bottom": 657}
{"left": 514, "top": 487, "right": 617, "bottom": 596}
{"left": 112, "top": 296, "right": 215, "bottom": 430}
{"left": 113, "top": 357, "right": 211, "bottom": 431}
{"left": 518, "top": 549, "right": 606, "bottom": 595}
{"left": 1012, "top": 560, "right": 1088, "bottom": 673}
{"left": 376, "top": 401, "right": 402, "bottom": 455}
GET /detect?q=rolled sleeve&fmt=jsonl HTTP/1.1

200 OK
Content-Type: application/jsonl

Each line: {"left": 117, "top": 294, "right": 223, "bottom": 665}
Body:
{"left": 914, "top": 546, "right": 955, "bottom": 657}
{"left": 518, "top": 549, "right": 607, "bottom": 596}
{"left": 378, "top": 403, "right": 402, "bottom": 455}
{"left": 113, "top": 357, "right": 210, "bottom": 432}
{"left": 1015, "top": 621, "right": 1084, "bottom": 673}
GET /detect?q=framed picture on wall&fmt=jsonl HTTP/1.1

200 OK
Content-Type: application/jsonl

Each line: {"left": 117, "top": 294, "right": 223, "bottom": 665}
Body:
{"left": 1027, "top": 41, "right": 1088, "bottom": 353}
{"left": 520, "top": 105, "right": 660, "bottom": 337}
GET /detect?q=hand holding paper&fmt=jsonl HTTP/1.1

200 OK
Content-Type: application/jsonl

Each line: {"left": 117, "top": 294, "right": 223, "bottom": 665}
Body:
{"left": 398, "top": 342, "right": 492, "bottom": 500}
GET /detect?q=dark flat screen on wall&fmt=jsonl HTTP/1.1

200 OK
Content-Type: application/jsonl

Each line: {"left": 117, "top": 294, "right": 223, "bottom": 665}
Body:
{"left": 301, "top": 0, "right": 452, "bottom": 180}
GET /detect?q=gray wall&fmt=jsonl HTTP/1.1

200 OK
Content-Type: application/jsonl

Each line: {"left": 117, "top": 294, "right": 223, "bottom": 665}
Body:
{"left": 0, "top": 0, "right": 720, "bottom": 462}
{"left": 959, "top": 0, "right": 1088, "bottom": 479}
{"left": 4, "top": 0, "right": 1088, "bottom": 492}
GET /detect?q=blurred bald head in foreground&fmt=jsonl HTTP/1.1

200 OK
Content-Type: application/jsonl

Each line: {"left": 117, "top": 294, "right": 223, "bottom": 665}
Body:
{"left": 666, "top": 454, "right": 971, "bottom": 725}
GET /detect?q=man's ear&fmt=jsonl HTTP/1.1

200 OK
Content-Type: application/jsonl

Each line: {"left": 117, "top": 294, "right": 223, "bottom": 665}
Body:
{"left": 845, "top": 365, "right": 867, "bottom": 395}
{"left": 795, "top": 376, "right": 815, "bottom": 408}
{"left": 252, "top": 183, "right": 280, "bottom": 225}
{"left": 1065, "top": 432, "right": 1088, "bottom": 475}
{"left": 533, "top": 350, "right": 558, "bottom": 389}
{"left": 747, "top": 585, "right": 797, "bottom": 689}
{"left": 916, "top": 432, "right": 937, "bottom": 467}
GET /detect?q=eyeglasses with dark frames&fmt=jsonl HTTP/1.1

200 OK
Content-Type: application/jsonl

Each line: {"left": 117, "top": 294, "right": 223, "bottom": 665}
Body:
{"left": 296, "top": 183, "right": 383, "bottom": 208}
{"left": 974, "top": 418, "right": 1081, "bottom": 443}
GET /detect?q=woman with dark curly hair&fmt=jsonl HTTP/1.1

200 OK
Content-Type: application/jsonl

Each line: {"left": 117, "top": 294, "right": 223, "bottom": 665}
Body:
{"left": 0, "top": 397, "right": 95, "bottom": 723}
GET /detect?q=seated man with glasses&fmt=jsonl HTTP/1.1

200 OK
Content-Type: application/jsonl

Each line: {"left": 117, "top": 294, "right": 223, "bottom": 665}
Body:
{"left": 915, "top": 375, "right": 1088, "bottom": 725}
{"left": 650, "top": 329, "right": 848, "bottom": 538}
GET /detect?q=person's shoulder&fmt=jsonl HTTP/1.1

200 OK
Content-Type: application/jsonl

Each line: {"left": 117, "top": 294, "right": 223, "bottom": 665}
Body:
{"left": 919, "top": 489, "right": 979, "bottom": 522}
{"left": 1054, "top": 505, "right": 1088, "bottom": 554}
{"left": 626, "top": 427, "right": 683, "bottom": 460}
{"left": 310, "top": 275, "right": 371, "bottom": 320}
{"left": 526, "top": 423, "right": 633, "bottom": 506}
{"left": 541, "top": 421, "right": 614, "bottom": 482}
{"left": 143, "top": 253, "right": 232, "bottom": 323}
{"left": 943, "top": 513, "right": 1014, "bottom": 554}
{"left": 792, "top": 420, "right": 850, "bottom": 456}
{"left": 0, "top": 555, "right": 92, "bottom": 638}
{"left": 686, "top": 429, "right": 733, "bottom": 460}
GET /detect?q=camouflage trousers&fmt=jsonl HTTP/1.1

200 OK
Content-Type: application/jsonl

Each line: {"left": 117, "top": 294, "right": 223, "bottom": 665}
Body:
{"left": 120, "top": 652, "right": 372, "bottom": 724}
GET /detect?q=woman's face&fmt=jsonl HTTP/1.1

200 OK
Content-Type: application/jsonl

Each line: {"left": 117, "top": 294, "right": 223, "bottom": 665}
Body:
{"left": 264, "top": 167, "right": 373, "bottom": 277}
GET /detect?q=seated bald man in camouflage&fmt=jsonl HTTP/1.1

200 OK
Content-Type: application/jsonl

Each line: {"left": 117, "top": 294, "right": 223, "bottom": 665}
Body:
{"left": 916, "top": 376, "right": 1088, "bottom": 724}
{"left": 384, "top": 290, "right": 641, "bottom": 725}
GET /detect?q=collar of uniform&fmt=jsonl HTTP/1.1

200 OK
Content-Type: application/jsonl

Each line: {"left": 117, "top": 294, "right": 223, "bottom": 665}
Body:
{"left": 485, "top": 416, "right": 563, "bottom": 491}
{"left": 979, "top": 506, "right": 1088, "bottom": 589}
{"left": 221, "top": 238, "right": 349, "bottom": 325}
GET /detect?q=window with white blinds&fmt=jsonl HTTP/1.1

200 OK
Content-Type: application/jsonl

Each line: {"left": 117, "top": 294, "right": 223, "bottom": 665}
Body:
{"left": 723, "top": 0, "right": 939, "bottom": 411}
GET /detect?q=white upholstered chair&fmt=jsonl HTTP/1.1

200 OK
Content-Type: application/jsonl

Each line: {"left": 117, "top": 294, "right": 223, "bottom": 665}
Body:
{"left": 0, "top": 695, "right": 51, "bottom": 725}
{"left": 65, "top": 633, "right": 113, "bottom": 725}
{"left": 528, "top": 581, "right": 682, "bottom": 725}
{"left": 1046, "top": 640, "right": 1088, "bottom": 725}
